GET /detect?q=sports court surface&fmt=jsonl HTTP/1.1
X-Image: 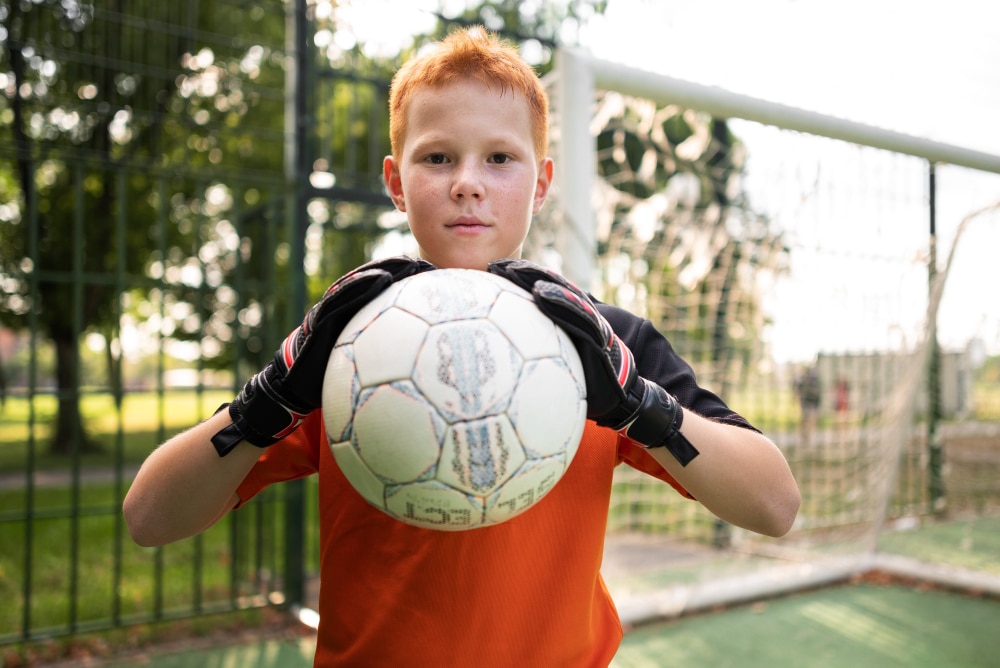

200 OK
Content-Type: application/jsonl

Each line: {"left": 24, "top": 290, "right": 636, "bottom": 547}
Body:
{"left": 92, "top": 583, "right": 997, "bottom": 668}
{"left": 93, "top": 516, "right": 998, "bottom": 668}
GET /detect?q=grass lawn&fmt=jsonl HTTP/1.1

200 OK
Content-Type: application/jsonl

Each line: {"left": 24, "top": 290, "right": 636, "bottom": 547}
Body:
{"left": 877, "top": 514, "right": 1000, "bottom": 575}
{"left": 0, "top": 481, "right": 293, "bottom": 644}
{"left": 0, "top": 390, "right": 233, "bottom": 474}
{"left": 0, "top": 388, "right": 320, "bottom": 651}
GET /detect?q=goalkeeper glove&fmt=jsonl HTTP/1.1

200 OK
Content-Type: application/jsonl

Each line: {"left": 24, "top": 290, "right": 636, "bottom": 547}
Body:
{"left": 487, "top": 259, "right": 699, "bottom": 466}
{"left": 211, "top": 256, "right": 435, "bottom": 456}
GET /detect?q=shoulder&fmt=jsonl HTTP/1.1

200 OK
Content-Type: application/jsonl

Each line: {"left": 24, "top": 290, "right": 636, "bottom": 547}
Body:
{"left": 593, "top": 298, "right": 682, "bottom": 383}
{"left": 594, "top": 301, "right": 649, "bottom": 345}
{"left": 594, "top": 300, "right": 671, "bottom": 361}
{"left": 594, "top": 299, "right": 757, "bottom": 431}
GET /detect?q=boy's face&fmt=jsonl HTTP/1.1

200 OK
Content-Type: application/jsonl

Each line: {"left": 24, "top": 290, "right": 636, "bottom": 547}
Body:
{"left": 383, "top": 77, "right": 553, "bottom": 271}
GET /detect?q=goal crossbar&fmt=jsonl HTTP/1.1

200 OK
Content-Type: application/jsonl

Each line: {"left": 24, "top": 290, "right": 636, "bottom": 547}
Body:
{"left": 553, "top": 48, "right": 1000, "bottom": 286}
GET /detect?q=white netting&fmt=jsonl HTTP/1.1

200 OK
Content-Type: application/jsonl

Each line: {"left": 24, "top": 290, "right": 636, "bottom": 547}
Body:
{"left": 535, "top": 58, "right": 1000, "bottom": 618}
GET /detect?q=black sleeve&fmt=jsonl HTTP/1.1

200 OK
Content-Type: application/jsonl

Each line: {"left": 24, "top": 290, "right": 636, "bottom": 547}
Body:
{"left": 597, "top": 302, "right": 759, "bottom": 433}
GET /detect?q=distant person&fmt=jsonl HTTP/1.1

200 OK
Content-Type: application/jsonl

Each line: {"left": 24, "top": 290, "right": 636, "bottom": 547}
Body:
{"left": 835, "top": 376, "right": 850, "bottom": 430}
{"left": 796, "top": 366, "right": 821, "bottom": 445}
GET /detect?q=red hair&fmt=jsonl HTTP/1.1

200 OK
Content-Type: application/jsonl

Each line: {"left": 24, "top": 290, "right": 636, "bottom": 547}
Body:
{"left": 388, "top": 26, "right": 549, "bottom": 162}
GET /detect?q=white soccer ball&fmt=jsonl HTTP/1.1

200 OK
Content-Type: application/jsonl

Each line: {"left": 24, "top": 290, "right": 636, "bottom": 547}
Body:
{"left": 322, "top": 267, "right": 587, "bottom": 531}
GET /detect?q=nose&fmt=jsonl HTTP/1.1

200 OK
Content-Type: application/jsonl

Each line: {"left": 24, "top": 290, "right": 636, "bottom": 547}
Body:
{"left": 451, "top": 159, "right": 483, "bottom": 201}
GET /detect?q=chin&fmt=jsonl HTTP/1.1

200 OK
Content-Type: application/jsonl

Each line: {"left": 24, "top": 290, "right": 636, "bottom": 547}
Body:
{"left": 422, "top": 248, "right": 521, "bottom": 272}
{"left": 427, "top": 256, "right": 489, "bottom": 271}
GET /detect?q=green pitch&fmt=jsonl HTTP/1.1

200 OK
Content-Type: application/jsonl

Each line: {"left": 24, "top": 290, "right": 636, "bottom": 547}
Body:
{"left": 612, "top": 583, "right": 999, "bottom": 668}
{"left": 95, "top": 582, "right": 998, "bottom": 668}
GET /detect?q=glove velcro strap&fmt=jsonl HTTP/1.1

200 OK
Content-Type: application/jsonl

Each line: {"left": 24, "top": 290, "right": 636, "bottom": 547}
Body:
{"left": 210, "top": 374, "right": 306, "bottom": 457}
{"left": 618, "top": 379, "right": 701, "bottom": 467}
{"left": 211, "top": 402, "right": 280, "bottom": 456}
{"left": 597, "top": 380, "right": 645, "bottom": 432}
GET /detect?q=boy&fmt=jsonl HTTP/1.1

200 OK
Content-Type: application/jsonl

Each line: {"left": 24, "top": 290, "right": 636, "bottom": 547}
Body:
{"left": 124, "top": 27, "right": 799, "bottom": 666}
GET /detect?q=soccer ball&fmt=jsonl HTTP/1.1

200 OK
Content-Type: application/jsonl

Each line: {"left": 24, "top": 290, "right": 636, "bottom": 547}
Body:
{"left": 321, "top": 268, "right": 587, "bottom": 531}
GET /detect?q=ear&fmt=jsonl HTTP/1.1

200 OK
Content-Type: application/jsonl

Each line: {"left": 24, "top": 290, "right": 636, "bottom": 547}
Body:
{"left": 532, "top": 157, "right": 554, "bottom": 215}
{"left": 383, "top": 156, "right": 406, "bottom": 212}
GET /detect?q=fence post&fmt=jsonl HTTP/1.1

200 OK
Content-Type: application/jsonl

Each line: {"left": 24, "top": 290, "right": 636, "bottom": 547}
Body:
{"left": 927, "top": 162, "right": 945, "bottom": 514}
{"left": 280, "top": 0, "right": 310, "bottom": 610}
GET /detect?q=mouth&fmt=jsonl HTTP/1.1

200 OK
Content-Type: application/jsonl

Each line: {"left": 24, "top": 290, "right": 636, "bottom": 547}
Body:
{"left": 446, "top": 216, "right": 490, "bottom": 232}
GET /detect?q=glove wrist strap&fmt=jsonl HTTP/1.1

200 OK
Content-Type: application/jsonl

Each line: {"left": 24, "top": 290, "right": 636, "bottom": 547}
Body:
{"left": 609, "top": 378, "right": 700, "bottom": 466}
{"left": 210, "top": 402, "right": 279, "bottom": 457}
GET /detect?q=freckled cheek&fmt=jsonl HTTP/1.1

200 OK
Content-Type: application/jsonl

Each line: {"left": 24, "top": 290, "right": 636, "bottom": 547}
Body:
{"left": 490, "top": 176, "right": 527, "bottom": 200}
{"left": 498, "top": 181, "right": 536, "bottom": 214}
{"left": 401, "top": 178, "right": 445, "bottom": 210}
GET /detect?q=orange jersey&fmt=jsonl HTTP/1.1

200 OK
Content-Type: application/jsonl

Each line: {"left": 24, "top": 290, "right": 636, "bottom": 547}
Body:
{"left": 237, "top": 413, "right": 689, "bottom": 667}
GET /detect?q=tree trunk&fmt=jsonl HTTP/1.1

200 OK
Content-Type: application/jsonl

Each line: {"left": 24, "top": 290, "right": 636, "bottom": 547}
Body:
{"left": 49, "top": 333, "right": 101, "bottom": 455}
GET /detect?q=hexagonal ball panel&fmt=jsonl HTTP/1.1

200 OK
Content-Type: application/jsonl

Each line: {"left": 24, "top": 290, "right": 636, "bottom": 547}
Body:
{"left": 394, "top": 268, "right": 500, "bottom": 325}
{"left": 330, "top": 438, "right": 387, "bottom": 510}
{"left": 438, "top": 415, "right": 526, "bottom": 496}
{"left": 488, "top": 289, "right": 564, "bottom": 360}
{"left": 484, "top": 457, "right": 567, "bottom": 525}
{"left": 322, "top": 345, "right": 359, "bottom": 443}
{"left": 508, "top": 358, "right": 587, "bottom": 458}
{"left": 353, "top": 383, "right": 444, "bottom": 483}
{"left": 352, "top": 307, "right": 430, "bottom": 388}
{"left": 335, "top": 279, "right": 406, "bottom": 345}
{"left": 414, "top": 319, "right": 521, "bottom": 423}
{"left": 556, "top": 329, "right": 587, "bottom": 396}
{"left": 384, "top": 480, "right": 485, "bottom": 531}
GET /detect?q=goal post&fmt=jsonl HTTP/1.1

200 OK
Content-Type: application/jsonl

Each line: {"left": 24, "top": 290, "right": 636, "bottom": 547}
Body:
{"left": 552, "top": 47, "right": 598, "bottom": 289}
{"left": 544, "top": 45, "right": 1000, "bottom": 622}
{"left": 552, "top": 45, "right": 1000, "bottom": 295}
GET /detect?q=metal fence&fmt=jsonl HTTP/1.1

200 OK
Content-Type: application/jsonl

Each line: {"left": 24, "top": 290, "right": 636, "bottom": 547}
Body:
{"left": 0, "top": 0, "right": 396, "bottom": 644}
{"left": 3, "top": 0, "right": 1000, "bottom": 652}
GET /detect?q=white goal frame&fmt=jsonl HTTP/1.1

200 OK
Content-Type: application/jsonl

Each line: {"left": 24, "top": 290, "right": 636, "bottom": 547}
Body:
{"left": 551, "top": 46, "right": 1000, "bottom": 624}
{"left": 552, "top": 47, "right": 1000, "bottom": 289}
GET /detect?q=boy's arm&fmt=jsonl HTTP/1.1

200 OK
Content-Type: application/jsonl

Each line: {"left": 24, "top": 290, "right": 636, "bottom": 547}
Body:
{"left": 124, "top": 411, "right": 260, "bottom": 547}
{"left": 640, "top": 410, "right": 798, "bottom": 537}
{"left": 488, "top": 259, "right": 800, "bottom": 537}
{"left": 124, "top": 257, "right": 435, "bottom": 547}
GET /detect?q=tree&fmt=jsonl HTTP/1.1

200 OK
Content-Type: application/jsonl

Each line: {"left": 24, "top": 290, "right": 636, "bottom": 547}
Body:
{"left": 535, "top": 95, "right": 789, "bottom": 396}
{"left": 0, "top": 0, "right": 612, "bottom": 456}
{"left": 421, "top": 0, "right": 607, "bottom": 71}
{"left": 0, "top": 0, "right": 290, "bottom": 453}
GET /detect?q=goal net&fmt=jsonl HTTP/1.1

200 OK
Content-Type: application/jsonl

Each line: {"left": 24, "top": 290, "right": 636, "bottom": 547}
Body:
{"left": 534, "top": 49, "right": 1000, "bottom": 623}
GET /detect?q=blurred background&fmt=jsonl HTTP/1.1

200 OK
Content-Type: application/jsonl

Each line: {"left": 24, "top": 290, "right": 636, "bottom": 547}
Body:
{"left": 1, "top": 1, "right": 998, "bottom": 664}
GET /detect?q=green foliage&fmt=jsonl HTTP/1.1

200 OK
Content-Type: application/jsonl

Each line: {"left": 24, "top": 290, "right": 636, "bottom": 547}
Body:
{"left": 978, "top": 355, "right": 1000, "bottom": 383}
{"left": 0, "top": 1, "right": 294, "bottom": 450}
{"left": 0, "top": 390, "right": 233, "bottom": 473}
{"left": 419, "top": 0, "right": 606, "bottom": 73}
{"left": 661, "top": 112, "right": 694, "bottom": 145}
{"left": 588, "top": 95, "right": 789, "bottom": 395}
{"left": 0, "top": 480, "right": 309, "bottom": 641}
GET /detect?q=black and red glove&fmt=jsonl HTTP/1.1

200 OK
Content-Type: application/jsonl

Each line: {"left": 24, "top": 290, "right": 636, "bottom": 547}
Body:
{"left": 211, "top": 256, "right": 435, "bottom": 456}
{"left": 487, "top": 258, "right": 699, "bottom": 466}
